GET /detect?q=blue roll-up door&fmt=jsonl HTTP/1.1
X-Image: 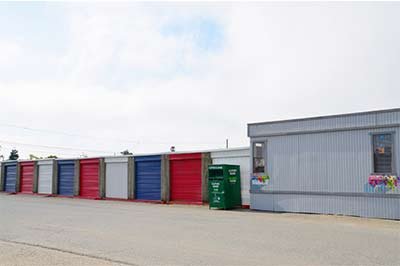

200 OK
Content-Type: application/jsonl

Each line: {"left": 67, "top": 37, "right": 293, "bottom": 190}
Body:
{"left": 57, "top": 160, "right": 75, "bottom": 196}
{"left": 135, "top": 155, "right": 161, "bottom": 200}
{"left": 4, "top": 163, "right": 17, "bottom": 193}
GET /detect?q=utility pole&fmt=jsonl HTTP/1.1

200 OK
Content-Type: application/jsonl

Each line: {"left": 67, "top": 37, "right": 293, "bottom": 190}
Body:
{"left": 225, "top": 139, "right": 229, "bottom": 149}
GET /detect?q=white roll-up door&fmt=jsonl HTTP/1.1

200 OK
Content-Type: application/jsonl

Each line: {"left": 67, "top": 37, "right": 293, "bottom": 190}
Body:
{"left": 105, "top": 157, "right": 129, "bottom": 199}
{"left": 38, "top": 160, "right": 54, "bottom": 194}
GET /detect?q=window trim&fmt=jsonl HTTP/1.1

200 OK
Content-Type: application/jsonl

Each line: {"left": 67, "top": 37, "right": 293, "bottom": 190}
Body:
{"left": 252, "top": 140, "right": 266, "bottom": 174}
{"left": 370, "top": 132, "right": 397, "bottom": 175}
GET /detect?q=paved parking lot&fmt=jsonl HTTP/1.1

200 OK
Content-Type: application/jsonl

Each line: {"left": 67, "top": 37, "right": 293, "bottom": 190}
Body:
{"left": 0, "top": 193, "right": 399, "bottom": 266}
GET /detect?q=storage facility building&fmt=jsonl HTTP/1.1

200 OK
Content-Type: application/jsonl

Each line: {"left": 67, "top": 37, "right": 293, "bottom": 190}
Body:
{"left": 248, "top": 108, "right": 400, "bottom": 219}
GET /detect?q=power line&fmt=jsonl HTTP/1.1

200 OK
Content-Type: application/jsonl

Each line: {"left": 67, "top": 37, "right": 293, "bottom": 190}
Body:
{"left": 0, "top": 122, "right": 140, "bottom": 144}
{"left": 0, "top": 143, "right": 85, "bottom": 157}
{"left": 0, "top": 122, "right": 223, "bottom": 145}
{"left": 0, "top": 140, "right": 114, "bottom": 154}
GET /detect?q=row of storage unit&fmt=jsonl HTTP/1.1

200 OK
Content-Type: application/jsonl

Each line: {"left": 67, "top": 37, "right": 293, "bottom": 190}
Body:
{"left": 0, "top": 160, "right": 70, "bottom": 196}
{"left": 0, "top": 148, "right": 250, "bottom": 205}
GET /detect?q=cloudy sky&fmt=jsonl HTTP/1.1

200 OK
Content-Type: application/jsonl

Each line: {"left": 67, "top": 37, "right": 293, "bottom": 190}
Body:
{"left": 0, "top": 1, "right": 399, "bottom": 159}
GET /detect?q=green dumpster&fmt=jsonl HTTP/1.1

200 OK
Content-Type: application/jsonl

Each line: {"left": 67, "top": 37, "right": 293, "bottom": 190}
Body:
{"left": 208, "top": 164, "right": 242, "bottom": 209}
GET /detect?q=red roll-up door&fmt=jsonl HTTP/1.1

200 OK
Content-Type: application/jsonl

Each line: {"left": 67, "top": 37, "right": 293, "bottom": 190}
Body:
{"left": 79, "top": 159, "right": 99, "bottom": 199}
{"left": 169, "top": 153, "right": 202, "bottom": 203}
{"left": 20, "top": 162, "right": 35, "bottom": 194}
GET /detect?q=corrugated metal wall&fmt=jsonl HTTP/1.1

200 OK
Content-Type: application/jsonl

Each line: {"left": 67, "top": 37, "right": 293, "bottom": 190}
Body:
{"left": 251, "top": 194, "right": 400, "bottom": 220}
{"left": 105, "top": 157, "right": 129, "bottom": 199}
{"left": 264, "top": 127, "right": 399, "bottom": 194}
{"left": 249, "top": 109, "right": 400, "bottom": 219}
{"left": 210, "top": 148, "right": 250, "bottom": 206}
{"left": 38, "top": 160, "right": 54, "bottom": 194}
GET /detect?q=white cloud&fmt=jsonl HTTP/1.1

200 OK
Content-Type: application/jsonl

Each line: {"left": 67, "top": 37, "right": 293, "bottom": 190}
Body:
{"left": 0, "top": 2, "right": 400, "bottom": 158}
{"left": 0, "top": 40, "right": 23, "bottom": 66}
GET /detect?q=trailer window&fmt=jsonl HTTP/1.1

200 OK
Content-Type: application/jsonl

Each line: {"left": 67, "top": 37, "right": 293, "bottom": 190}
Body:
{"left": 253, "top": 142, "right": 265, "bottom": 173}
{"left": 373, "top": 133, "right": 394, "bottom": 174}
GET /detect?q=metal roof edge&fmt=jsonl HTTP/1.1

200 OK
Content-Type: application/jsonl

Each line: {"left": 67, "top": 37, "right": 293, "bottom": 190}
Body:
{"left": 8, "top": 148, "right": 250, "bottom": 163}
{"left": 30, "top": 158, "right": 55, "bottom": 162}
{"left": 167, "top": 146, "right": 250, "bottom": 155}
{"left": 17, "top": 159, "right": 36, "bottom": 163}
{"left": 211, "top": 149, "right": 250, "bottom": 155}
{"left": 1, "top": 160, "right": 18, "bottom": 164}
{"left": 103, "top": 155, "right": 134, "bottom": 159}
{"left": 56, "top": 156, "right": 105, "bottom": 161}
{"left": 247, "top": 107, "right": 400, "bottom": 127}
{"left": 55, "top": 158, "right": 80, "bottom": 161}
{"left": 132, "top": 147, "right": 249, "bottom": 157}
{"left": 130, "top": 151, "right": 170, "bottom": 157}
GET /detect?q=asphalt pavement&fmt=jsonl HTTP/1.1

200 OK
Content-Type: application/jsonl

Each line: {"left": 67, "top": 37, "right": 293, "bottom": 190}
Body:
{"left": 0, "top": 193, "right": 399, "bottom": 266}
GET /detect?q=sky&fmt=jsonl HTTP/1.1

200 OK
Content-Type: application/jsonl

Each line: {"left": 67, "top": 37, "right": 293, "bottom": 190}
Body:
{"left": 0, "top": 1, "right": 400, "bottom": 159}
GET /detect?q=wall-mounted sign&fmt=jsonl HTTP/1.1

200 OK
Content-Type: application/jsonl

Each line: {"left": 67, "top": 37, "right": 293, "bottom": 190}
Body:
{"left": 368, "top": 175, "right": 399, "bottom": 192}
{"left": 250, "top": 174, "right": 270, "bottom": 191}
